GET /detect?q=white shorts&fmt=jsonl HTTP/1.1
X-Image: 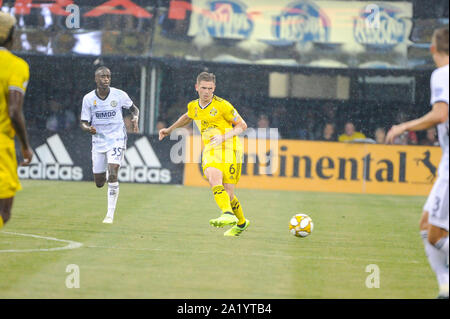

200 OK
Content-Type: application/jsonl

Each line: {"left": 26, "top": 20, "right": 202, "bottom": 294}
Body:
{"left": 423, "top": 175, "right": 449, "bottom": 231}
{"left": 92, "top": 147, "right": 125, "bottom": 174}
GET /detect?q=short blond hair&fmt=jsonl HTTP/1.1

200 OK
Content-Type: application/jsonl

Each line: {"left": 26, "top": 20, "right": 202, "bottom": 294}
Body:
{"left": 433, "top": 27, "right": 449, "bottom": 55}
{"left": 196, "top": 72, "right": 216, "bottom": 84}
{"left": 0, "top": 12, "right": 16, "bottom": 45}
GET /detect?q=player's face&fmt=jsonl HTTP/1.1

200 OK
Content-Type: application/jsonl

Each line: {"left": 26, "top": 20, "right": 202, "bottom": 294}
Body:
{"left": 95, "top": 70, "right": 111, "bottom": 89}
{"left": 196, "top": 81, "right": 215, "bottom": 103}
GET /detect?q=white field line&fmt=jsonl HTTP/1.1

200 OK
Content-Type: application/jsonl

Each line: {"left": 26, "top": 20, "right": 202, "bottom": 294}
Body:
{"left": 0, "top": 231, "right": 83, "bottom": 253}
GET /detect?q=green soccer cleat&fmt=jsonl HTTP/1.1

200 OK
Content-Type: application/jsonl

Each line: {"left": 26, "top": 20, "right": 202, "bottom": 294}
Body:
{"left": 224, "top": 219, "right": 250, "bottom": 237}
{"left": 209, "top": 213, "right": 238, "bottom": 228}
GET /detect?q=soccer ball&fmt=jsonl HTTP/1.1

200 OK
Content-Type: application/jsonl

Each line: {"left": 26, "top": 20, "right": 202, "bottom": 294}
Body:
{"left": 289, "top": 214, "right": 314, "bottom": 237}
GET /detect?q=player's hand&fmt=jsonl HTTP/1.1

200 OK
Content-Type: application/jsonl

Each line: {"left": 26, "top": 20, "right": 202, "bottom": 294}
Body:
{"left": 89, "top": 126, "right": 97, "bottom": 135}
{"left": 159, "top": 128, "right": 170, "bottom": 141}
{"left": 210, "top": 134, "right": 225, "bottom": 146}
{"left": 20, "top": 147, "right": 33, "bottom": 166}
{"left": 131, "top": 116, "right": 139, "bottom": 133}
{"left": 385, "top": 124, "right": 406, "bottom": 144}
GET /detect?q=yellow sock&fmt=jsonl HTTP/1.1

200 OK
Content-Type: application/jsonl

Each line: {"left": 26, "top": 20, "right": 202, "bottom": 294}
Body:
{"left": 212, "top": 185, "right": 232, "bottom": 214}
{"left": 231, "top": 195, "right": 246, "bottom": 225}
{"left": 0, "top": 216, "right": 4, "bottom": 229}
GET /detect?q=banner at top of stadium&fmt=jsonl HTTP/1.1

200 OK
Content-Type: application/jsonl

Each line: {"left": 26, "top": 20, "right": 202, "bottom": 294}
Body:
{"left": 0, "top": 0, "right": 156, "bottom": 17}
{"left": 184, "top": 0, "right": 413, "bottom": 48}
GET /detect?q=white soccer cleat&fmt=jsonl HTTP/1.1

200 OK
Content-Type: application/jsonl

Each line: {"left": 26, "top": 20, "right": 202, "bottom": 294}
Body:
{"left": 102, "top": 216, "right": 114, "bottom": 224}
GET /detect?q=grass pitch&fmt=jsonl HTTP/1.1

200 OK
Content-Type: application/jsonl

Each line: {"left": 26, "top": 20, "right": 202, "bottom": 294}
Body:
{"left": 0, "top": 180, "right": 437, "bottom": 298}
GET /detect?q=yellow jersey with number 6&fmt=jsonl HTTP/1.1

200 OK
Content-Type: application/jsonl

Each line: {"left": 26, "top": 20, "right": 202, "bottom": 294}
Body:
{"left": 187, "top": 95, "right": 243, "bottom": 153}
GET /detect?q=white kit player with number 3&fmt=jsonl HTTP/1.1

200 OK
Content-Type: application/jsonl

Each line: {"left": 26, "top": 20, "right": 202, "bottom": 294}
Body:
{"left": 386, "top": 27, "right": 449, "bottom": 299}
{"left": 80, "top": 66, "right": 139, "bottom": 224}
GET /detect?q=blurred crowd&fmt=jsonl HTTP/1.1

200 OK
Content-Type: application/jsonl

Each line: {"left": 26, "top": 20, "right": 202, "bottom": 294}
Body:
{"left": 156, "top": 100, "right": 440, "bottom": 146}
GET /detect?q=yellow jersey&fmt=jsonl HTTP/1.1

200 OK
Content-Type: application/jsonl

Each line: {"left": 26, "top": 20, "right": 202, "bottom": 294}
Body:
{"left": 0, "top": 47, "right": 29, "bottom": 146}
{"left": 338, "top": 132, "right": 366, "bottom": 142}
{"left": 187, "top": 95, "right": 243, "bottom": 152}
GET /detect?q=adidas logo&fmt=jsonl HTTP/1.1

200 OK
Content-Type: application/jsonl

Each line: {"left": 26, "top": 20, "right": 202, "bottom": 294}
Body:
{"left": 18, "top": 134, "right": 83, "bottom": 181}
{"left": 119, "top": 137, "right": 171, "bottom": 183}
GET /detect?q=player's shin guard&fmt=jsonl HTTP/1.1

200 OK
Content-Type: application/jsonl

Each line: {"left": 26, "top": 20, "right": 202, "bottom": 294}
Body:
{"left": 212, "top": 185, "right": 232, "bottom": 214}
{"left": 425, "top": 240, "right": 449, "bottom": 290}
{"left": 0, "top": 216, "right": 3, "bottom": 229}
{"left": 107, "top": 182, "right": 119, "bottom": 219}
{"left": 231, "top": 195, "right": 246, "bottom": 225}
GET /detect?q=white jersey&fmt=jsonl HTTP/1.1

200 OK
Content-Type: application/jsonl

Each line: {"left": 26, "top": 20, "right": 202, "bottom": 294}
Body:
{"left": 81, "top": 87, "right": 133, "bottom": 152}
{"left": 430, "top": 64, "right": 449, "bottom": 178}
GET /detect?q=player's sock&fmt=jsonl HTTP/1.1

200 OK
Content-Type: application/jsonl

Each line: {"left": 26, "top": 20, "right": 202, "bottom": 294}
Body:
{"left": 420, "top": 230, "right": 428, "bottom": 248}
{"left": 107, "top": 182, "right": 119, "bottom": 219}
{"left": 425, "top": 240, "right": 449, "bottom": 289}
{"left": 231, "top": 195, "right": 246, "bottom": 226}
{"left": 437, "top": 236, "right": 449, "bottom": 256}
{"left": 212, "top": 185, "right": 232, "bottom": 214}
{"left": 0, "top": 216, "right": 3, "bottom": 229}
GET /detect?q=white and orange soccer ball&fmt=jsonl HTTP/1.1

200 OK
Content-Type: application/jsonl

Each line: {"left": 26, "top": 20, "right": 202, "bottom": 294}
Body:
{"left": 289, "top": 214, "right": 314, "bottom": 238}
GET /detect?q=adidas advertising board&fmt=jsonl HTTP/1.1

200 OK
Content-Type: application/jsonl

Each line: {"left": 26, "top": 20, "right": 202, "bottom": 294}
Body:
{"left": 119, "top": 136, "right": 174, "bottom": 183}
{"left": 17, "top": 133, "right": 83, "bottom": 181}
{"left": 16, "top": 129, "right": 184, "bottom": 184}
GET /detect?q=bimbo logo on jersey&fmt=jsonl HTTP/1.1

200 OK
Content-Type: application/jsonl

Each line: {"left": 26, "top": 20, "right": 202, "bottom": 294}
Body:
{"left": 95, "top": 110, "right": 116, "bottom": 119}
{"left": 272, "top": 1, "right": 330, "bottom": 43}
{"left": 119, "top": 137, "right": 171, "bottom": 183}
{"left": 353, "top": 4, "right": 407, "bottom": 48}
{"left": 196, "top": 0, "right": 254, "bottom": 38}
{"left": 18, "top": 134, "right": 83, "bottom": 181}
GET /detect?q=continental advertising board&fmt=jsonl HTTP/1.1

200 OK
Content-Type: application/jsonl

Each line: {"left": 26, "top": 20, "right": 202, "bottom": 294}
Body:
{"left": 183, "top": 136, "right": 442, "bottom": 196}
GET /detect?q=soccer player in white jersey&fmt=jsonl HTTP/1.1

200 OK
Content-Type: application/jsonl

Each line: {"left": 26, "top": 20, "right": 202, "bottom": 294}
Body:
{"left": 386, "top": 27, "right": 449, "bottom": 299}
{"left": 80, "top": 66, "right": 139, "bottom": 224}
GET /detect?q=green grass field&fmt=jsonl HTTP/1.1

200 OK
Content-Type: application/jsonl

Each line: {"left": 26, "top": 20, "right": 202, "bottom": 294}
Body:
{"left": 0, "top": 180, "right": 438, "bottom": 299}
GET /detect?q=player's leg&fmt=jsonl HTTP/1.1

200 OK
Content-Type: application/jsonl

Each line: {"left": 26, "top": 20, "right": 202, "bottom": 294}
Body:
{"left": 222, "top": 155, "right": 249, "bottom": 236}
{"left": 94, "top": 173, "right": 107, "bottom": 188}
{"left": 223, "top": 183, "right": 249, "bottom": 237}
{"left": 0, "top": 197, "right": 14, "bottom": 229}
{"left": 422, "top": 178, "right": 449, "bottom": 298}
{"left": 224, "top": 183, "right": 245, "bottom": 225}
{"left": 104, "top": 163, "right": 120, "bottom": 223}
{"left": 103, "top": 147, "right": 124, "bottom": 224}
{"left": 205, "top": 166, "right": 236, "bottom": 227}
{"left": 0, "top": 145, "right": 21, "bottom": 229}
{"left": 92, "top": 150, "right": 107, "bottom": 188}
{"left": 419, "top": 211, "right": 430, "bottom": 253}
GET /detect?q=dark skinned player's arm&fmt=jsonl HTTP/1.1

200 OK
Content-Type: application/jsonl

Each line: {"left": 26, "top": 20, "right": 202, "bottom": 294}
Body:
{"left": 8, "top": 90, "right": 32, "bottom": 164}
{"left": 129, "top": 104, "right": 139, "bottom": 118}
{"left": 80, "top": 120, "right": 96, "bottom": 134}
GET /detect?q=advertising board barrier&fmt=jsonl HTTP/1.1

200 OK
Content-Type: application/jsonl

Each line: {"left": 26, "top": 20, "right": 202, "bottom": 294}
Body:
{"left": 183, "top": 136, "right": 442, "bottom": 196}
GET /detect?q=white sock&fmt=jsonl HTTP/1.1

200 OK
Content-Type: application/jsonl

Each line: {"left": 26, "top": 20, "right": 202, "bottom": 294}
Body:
{"left": 107, "top": 182, "right": 119, "bottom": 219}
{"left": 420, "top": 230, "right": 428, "bottom": 248}
{"left": 437, "top": 236, "right": 449, "bottom": 256}
{"left": 425, "top": 240, "right": 449, "bottom": 288}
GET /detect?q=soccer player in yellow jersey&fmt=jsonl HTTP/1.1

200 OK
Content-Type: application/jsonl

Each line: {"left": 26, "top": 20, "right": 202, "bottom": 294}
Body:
{"left": 159, "top": 72, "right": 250, "bottom": 236}
{"left": 0, "top": 12, "right": 33, "bottom": 229}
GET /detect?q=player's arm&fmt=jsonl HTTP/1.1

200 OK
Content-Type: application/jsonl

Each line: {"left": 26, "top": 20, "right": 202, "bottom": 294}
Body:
{"left": 159, "top": 113, "right": 192, "bottom": 141}
{"left": 80, "top": 97, "right": 96, "bottom": 134}
{"left": 210, "top": 117, "right": 248, "bottom": 146}
{"left": 386, "top": 102, "right": 448, "bottom": 143}
{"left": 80, "top": 120, "right": 96, "bottom": 134}
{"left": 129, "top": 104, "right": 139, "bottom": 133}
{"left": 8, "top": 90, "right": 33, "bottom": 165}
